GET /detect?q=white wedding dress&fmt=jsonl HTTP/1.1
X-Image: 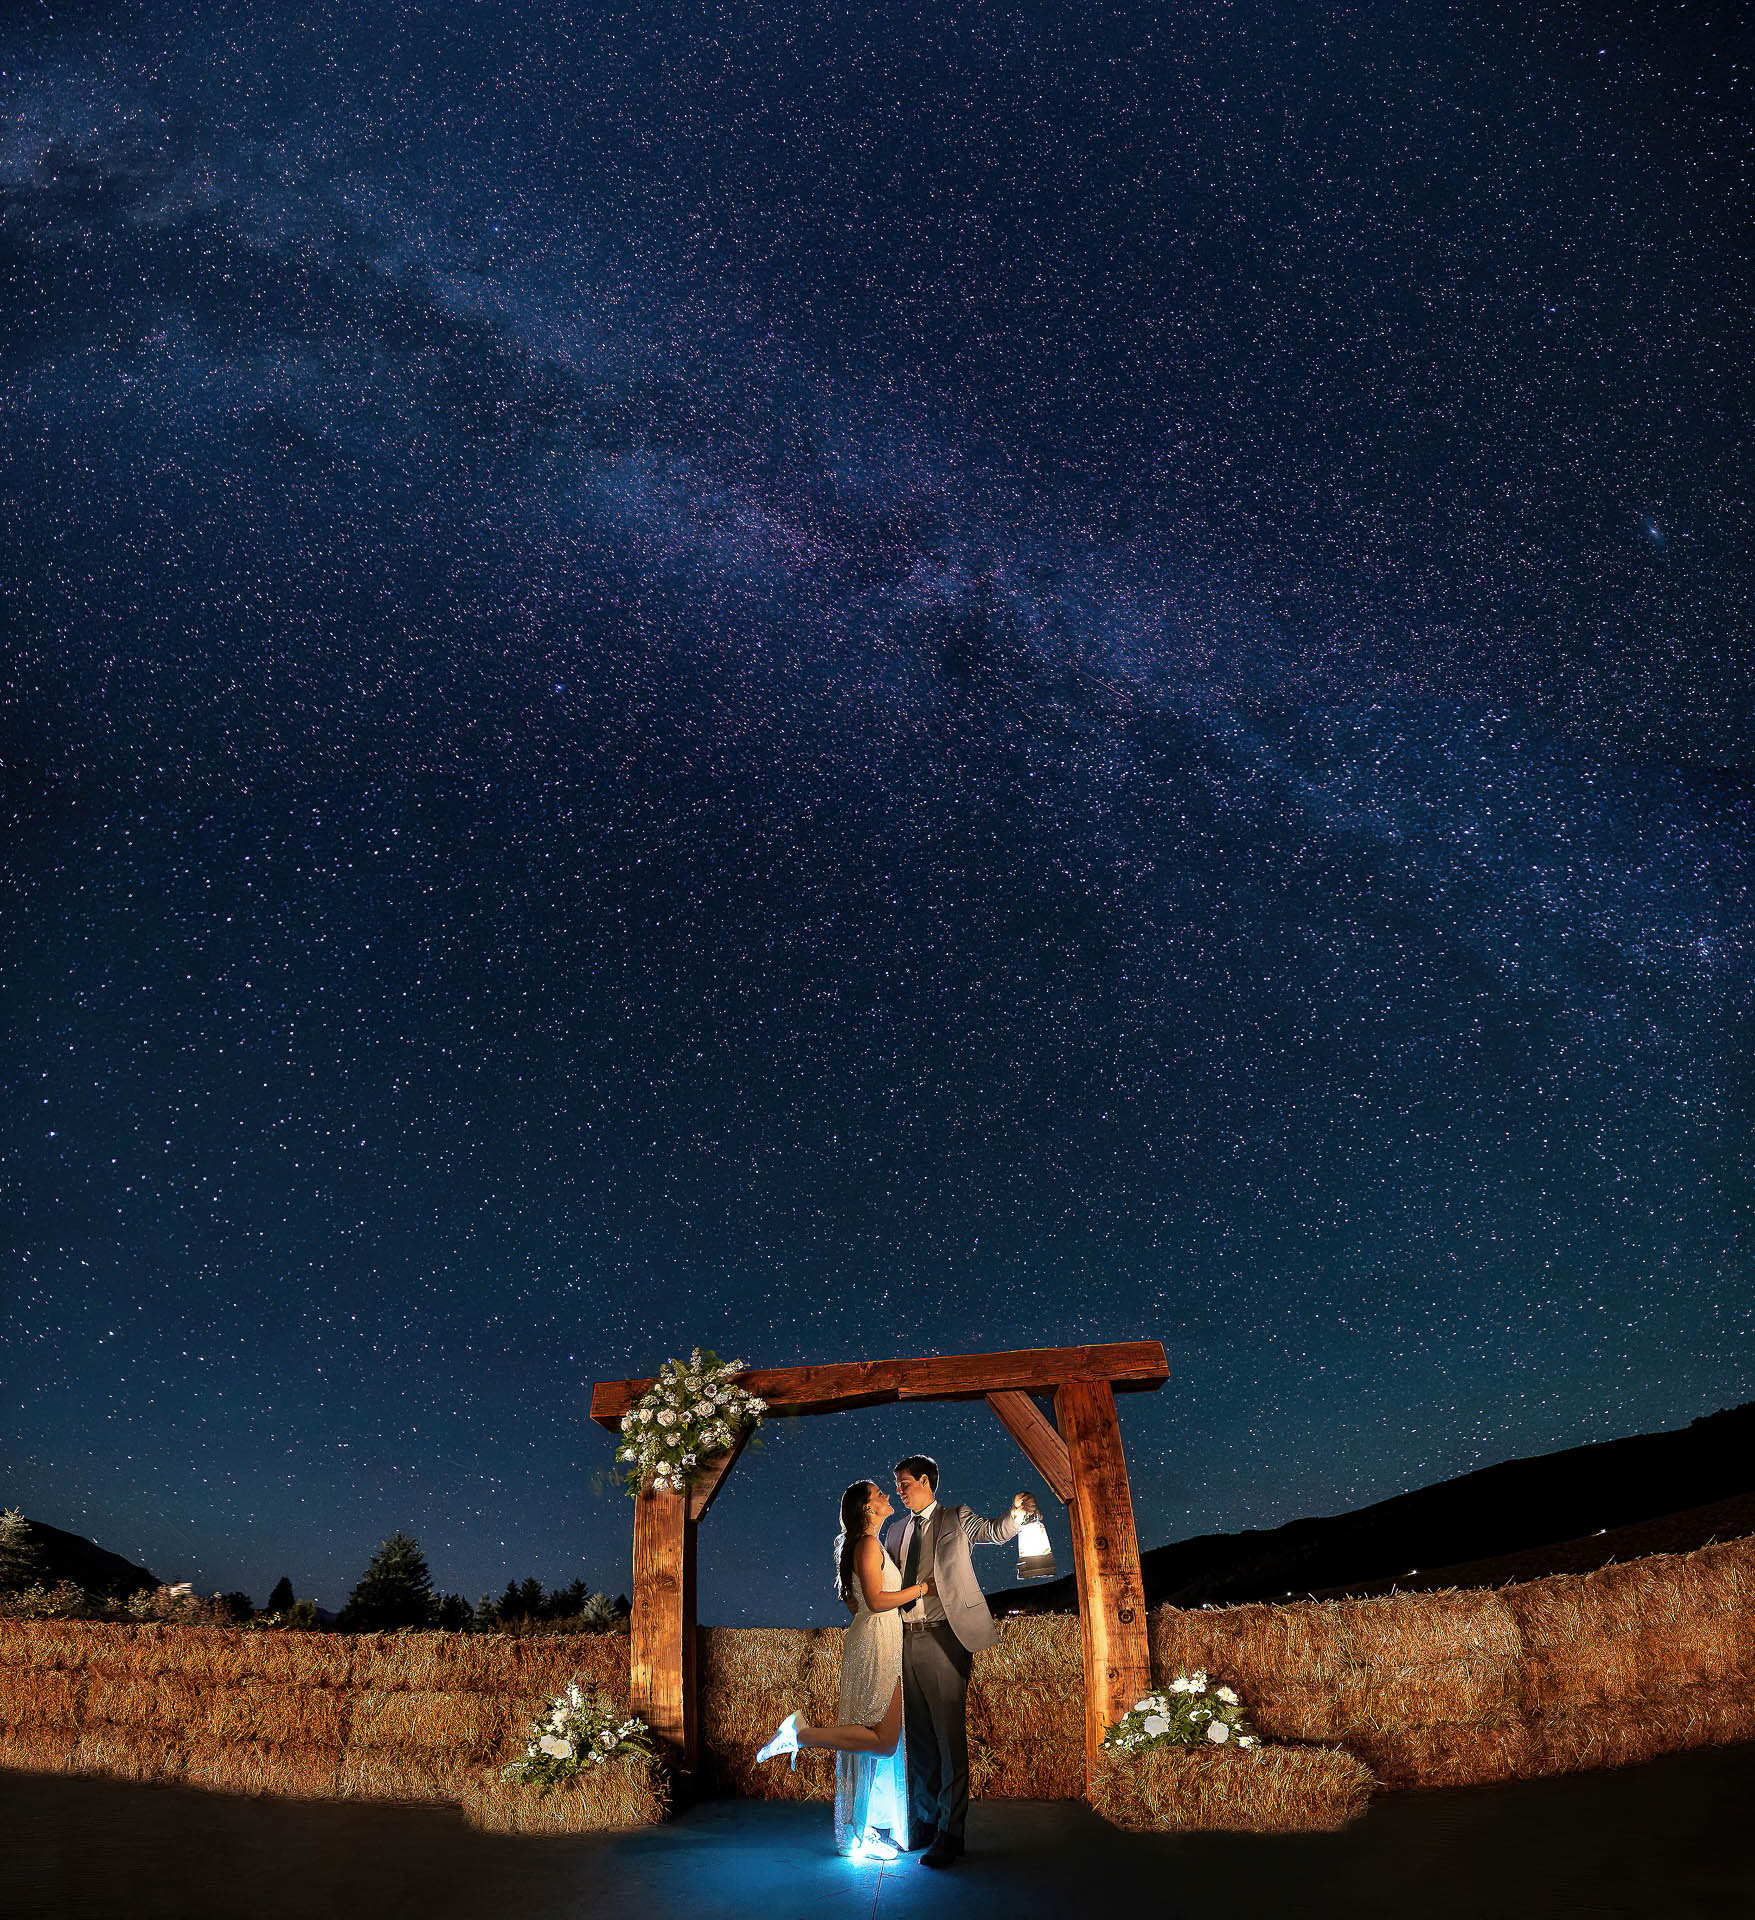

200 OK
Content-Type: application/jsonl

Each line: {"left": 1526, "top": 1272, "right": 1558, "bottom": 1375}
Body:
{"left": 833, "top": 1545, "right": 911, "bottom": 1857}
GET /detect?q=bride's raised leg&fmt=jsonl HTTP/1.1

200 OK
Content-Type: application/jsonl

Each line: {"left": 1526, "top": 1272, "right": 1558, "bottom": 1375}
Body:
{"left": 795, "top": 1681, "right": 903, "bottom": 1757}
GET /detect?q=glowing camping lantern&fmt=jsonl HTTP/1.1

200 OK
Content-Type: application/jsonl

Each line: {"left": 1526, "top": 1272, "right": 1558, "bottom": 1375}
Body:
{"left": 1014, "top": 1514, "right": 1057, "bottom": 1582}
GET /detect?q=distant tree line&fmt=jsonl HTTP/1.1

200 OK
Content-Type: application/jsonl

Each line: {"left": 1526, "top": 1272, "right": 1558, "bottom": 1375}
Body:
{"left": 0, "top": 1510, "right": 627, "bottom": 1636}
{"left": 335, "top": 1531, "right": 628, "bottom": 1634}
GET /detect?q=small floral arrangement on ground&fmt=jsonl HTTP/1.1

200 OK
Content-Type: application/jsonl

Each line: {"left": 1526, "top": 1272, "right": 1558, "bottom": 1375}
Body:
{"left": 502, "top": 1680, "right": 658, "bottom": 1795}
{"left": 1101, "top": 1671, "right": 1262, "bottom": 1754}
{"left": 617, "top": 1347, "right": 767, "bottom": 1496}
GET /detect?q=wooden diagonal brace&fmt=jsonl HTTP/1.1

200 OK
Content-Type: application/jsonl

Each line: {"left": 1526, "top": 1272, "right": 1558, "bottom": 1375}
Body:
{"left": 986, "top": 1389, "right": 1074, "bottom": 1504}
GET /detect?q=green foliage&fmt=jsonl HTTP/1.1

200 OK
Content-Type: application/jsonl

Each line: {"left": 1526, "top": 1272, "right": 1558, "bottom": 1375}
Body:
{"left": 0, "top": 1580, "right": 95, "bottom": 1620}
{"left": 616, "top": 1348, "right": 766, "bottom": 1497}
{"left": 0, "top": 1510, "right": 43, "bottom": 1594}
{"left": 338, "top": 1531, "right": 437, "bottom": 1632}
{"left": 501, "top": 1680, "right": 657, "bottom": 1796}
{"left": 1102, "top": 1671, "right": 1261, "bottom": 1755}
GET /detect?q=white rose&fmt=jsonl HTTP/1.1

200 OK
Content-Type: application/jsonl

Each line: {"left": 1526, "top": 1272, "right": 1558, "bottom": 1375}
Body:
{"left": 1168, "top": 1676, "right": 1190, "bottom": 1693}
{"left": 696, "top": 1400, "right": 714, "bottom": 1419}
{"left": 657, "top": 1408, "right": 676, "bottom": 1426}
{"left": 1216, "top": 1686, "right": 1239, "bottom": 1705}
{"left": 1238, "top": 1735, "right": 1259, "bottom": 1750}
{"left": 1206, "top": 1720, "right": 1231, "bottom": 1744}
{"left": 537, "top": 1735, "right": 573, "bottom": 1759}
{"left": 620, "top": 1413, "right": 633, "bottom": 1432}
{"left": 1142, "top": 1715, "right": 1169, "bottom": 1737}
{"left": 639, "top": 1408, "right": 652, "bottom": 1424}
{"left": 1133, "top": 1697, "right": 1157, "bottom": 1713}
{"left": 653, "top": 1476, "right": 670, "bottom": 1493}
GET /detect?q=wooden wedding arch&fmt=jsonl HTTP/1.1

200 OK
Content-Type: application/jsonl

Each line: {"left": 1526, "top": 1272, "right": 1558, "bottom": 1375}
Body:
{"left": 591, "top": 1339, "right": 1169, "bottom": 1788}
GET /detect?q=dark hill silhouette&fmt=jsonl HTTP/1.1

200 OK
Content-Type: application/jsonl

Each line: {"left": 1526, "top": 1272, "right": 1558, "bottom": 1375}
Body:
{"left": 992, "top": 1400, "right": 1755, "bottom": 1614}
{"left": 14, "top": 1518, "right": 160, "bottom": 1599}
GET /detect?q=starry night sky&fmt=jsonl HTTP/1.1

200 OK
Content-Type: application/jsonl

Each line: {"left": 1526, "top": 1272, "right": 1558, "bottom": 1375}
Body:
{"left": 3, "top": 1, "right": 1751, "bottom": 1625}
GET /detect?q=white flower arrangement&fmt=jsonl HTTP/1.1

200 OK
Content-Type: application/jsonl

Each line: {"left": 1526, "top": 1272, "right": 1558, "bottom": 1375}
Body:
{"left": 616, "top": 1347, "right": 767, "bottom": 1497}
{"left": 501, "top": 1680, "right": 658, "bottom": 1796}
{"left": 1101, "top": 1671, "right": 1262, "bottom": 1756}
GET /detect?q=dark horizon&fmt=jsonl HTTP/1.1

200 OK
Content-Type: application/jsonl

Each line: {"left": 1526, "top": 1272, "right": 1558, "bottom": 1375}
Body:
{"left": 4, "top": 0, "right": 1751, "bottom": 1627}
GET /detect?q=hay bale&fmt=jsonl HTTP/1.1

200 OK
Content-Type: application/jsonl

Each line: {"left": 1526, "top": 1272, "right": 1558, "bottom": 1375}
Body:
{"left": 1510, "top": 1550, "right": 1755, "bottom": 1709}
{"left": 460, "top": 1761, "right": 667, "bottom": 1834}
{"left": 1090, "top": 1744, "right": 1374, "bottom": 1833}
{"left": 84, "top": 1673, "right": 208, "bottom": 1733}
{"left": 966, "top": 1682, "right": 1084, "bottom": 1799}
{"left": 200, "top": 1682, "right": 352, "bottom": 1749}
{"left": 348, "top": 1688, "right": 505, "bottom": 1760}
{"left": 66, "top": 1728, "right": 188, "bottom": 1785}
{"left": 0, "top": 1726, "right": 86, "bottom": 1772}
{"left": 228, "top": 1634, "right": 355, "bottom": 1688}
{"left": 334, "top": 1751, "right": 480, "bottom": 1801}
{"left": 1149, "top": 1589, "right": 1521, "bottom": 1743}
{"left": 183, "top": 1739, "right": 344, "bottom": 1799}
{"left": 1354, "top": 1714, "right": 1537, "bottom": 1790}
{"left": 352, "top": 1632, "right": 626, "bottom": 1699}
{"left": 0, "top": 1667, "right": 85, "bottom": 1729}
{"left": 697, "top": 1626, "right": 842, "bottom": 1801}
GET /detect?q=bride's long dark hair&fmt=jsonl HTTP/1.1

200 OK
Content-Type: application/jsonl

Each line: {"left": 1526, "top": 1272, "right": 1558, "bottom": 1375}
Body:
{"left": 834, "top": 1480, "right": 874, "bottom": 1609}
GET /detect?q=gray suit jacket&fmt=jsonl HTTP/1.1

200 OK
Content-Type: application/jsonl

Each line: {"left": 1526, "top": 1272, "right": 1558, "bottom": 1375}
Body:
{"left": 885, "top": 1501, "right": 1024, "bottom": 1653}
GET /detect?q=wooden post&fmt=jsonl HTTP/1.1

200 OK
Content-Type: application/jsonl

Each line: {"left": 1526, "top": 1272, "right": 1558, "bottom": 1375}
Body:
{"left": 630, "top": 1488, "right": 696, "bottom": 1771}
{"left": 1055, "top": 1379, "right": 1151, "bottom": 1785}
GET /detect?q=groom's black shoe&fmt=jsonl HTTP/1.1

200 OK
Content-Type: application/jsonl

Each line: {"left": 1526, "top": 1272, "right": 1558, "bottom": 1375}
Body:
{"left": 922, "top": 1833, "right": 963, "bottom": 1869}
{"left": 908, "top": 1826, "right": 938, "bottom": 1853}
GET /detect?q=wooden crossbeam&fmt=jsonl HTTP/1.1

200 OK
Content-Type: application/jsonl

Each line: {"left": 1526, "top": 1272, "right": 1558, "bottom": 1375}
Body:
{"left": 986, "top": 1390, "right": 1075, "bottom": 1504}
{"left": 591, "top": 1340, "right": 1168, "bottom": 1429}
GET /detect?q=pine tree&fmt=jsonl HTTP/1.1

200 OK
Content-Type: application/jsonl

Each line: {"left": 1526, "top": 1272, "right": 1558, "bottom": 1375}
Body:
{"left": 473, "top": 1592, "right": 499, "bottom": 1632}
{"left": 436, "top": 1593, "right": 473, "bottom": 1632}
{"left": 338, "top": 1532, "right": 436, "bottom": 1631}
{"left": 0, "top": 1510, "right": 42, "bottom": 1594}
{"left": 266, "top": 1575, "right": 296, "bottom": 1615}
{"left": 556, "top": 1578, "right": 589, "bottom": 1618}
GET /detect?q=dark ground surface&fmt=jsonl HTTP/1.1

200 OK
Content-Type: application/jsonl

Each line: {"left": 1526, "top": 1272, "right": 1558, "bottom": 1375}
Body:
{"left": 5, "top": 1743, "right": 1753, "bottom": 1920}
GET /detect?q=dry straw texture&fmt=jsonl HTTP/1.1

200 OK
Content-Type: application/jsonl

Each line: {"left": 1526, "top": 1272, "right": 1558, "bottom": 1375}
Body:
{"left": 1090, "top": 1744, "right": 1375, "bottom": 1833}
{"left": 459, "top": 1763, "right": 668, "bottom": 1833}
{"left": 2, "top": 1535, "right": 1751, "bottom": 1822}
{"left": 0, "top": 1622, "right": 660, "bottom": 1830}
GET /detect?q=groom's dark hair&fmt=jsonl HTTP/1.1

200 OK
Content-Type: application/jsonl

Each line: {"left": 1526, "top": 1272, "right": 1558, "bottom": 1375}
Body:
{"left": 894, "top": 1454, "right": 939, "bottom": 1492}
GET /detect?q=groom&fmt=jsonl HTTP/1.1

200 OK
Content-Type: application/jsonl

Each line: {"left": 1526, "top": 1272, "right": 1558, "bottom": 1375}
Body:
{"left": 884, "top": 1454, "right": 1039, "bottom": 1869}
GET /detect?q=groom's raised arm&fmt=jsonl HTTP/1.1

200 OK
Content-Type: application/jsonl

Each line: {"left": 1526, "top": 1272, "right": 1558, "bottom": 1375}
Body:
{"left": 957, "top": 1500, "right": 1028, "bottom": 1548}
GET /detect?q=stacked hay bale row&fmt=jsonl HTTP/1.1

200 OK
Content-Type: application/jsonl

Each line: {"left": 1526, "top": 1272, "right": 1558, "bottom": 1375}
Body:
{"left": 696, "top": 1626, "right": 843, "bottom": 1800}
{"left": 0, "top": 1623, "right": 652, "bottom": 1830}
{"left": 1149, "top": 1538, "right": 1755, "bottom": 1790}
{"left": 3, "top": 1538, "right": 1750, "bottom": 1816}
{"left": 693, "top": 1612, "right": 1088, "bottom": 1802}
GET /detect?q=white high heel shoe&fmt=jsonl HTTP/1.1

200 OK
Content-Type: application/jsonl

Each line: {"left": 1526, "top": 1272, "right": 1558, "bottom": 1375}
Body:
{"left": 756, "top": 1711, "right": 803, "bottom": 1769}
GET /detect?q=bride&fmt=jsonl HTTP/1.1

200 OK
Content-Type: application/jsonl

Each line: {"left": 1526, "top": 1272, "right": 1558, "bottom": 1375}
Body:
{"left": 756, "top": 1479, "right": 931, "bottom": 1859}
